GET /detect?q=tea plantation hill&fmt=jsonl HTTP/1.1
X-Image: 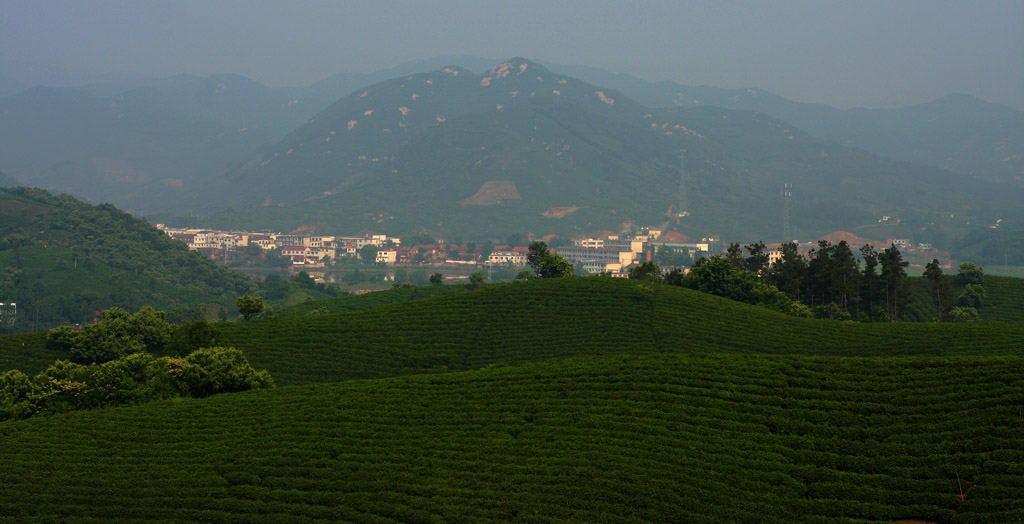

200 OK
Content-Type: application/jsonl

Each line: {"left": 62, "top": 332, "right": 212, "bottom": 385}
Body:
{"left": 0, "top": 187, "right": 258, "bottom": 331}
{"left": 202, "top": 58, "right": 1024, "bottom": 243}
{"left": 1, "top": 278, "right": 1023, "bottom": 523}
{"left": 4, "top": 276, "right": 1024, "bottom": 381}
{"left": 905, "top": 273, "right": 1024, "bottom": 323}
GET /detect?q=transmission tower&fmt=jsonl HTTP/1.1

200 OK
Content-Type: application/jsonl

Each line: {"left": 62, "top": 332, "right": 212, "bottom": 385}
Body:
{"left": 675, "top": 149, "right": 689, "bottom": 218}
{"left": 782, "top": 183, "right": 792, "bottom": 242}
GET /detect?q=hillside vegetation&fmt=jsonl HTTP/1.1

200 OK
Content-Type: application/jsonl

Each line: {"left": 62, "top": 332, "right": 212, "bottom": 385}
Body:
{"left": 616, "top": 83, "right": 1024, "bottom": 190}
{"left": 3, "top": 278, "right": 1023, "bottom": 383}
{"left": 201, "top": 58, "right": 1024, "bottom": 243}
{"left": 0, "top": 187, "right": 257, "bottom": 331}
{"left": 1, "top": 351, "right": 1021, "bottom": 523}
{"left": 2, "top": 277, "right": 1023, "bottom": 522}
{"left": 906, "top": 274, "right": 1024, "bottom": 323}
{"left": 274, "top": 283, "right": 470, "bottom": 317}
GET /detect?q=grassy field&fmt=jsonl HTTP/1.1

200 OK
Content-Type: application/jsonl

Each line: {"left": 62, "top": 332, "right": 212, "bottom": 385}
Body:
{"left": 2, "top": 277, "right": 1023, "bottom": 523}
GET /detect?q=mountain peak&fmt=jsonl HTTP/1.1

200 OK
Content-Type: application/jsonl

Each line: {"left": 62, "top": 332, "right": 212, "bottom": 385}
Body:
{"left": 486, "top": 57, "right": 550, "bottom": 77}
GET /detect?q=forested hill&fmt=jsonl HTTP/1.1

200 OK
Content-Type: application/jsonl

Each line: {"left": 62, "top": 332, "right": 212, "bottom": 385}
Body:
{"left": 200, "top": 58, "right": 1024, "bottom": 242}
{"left": 0, "top": 187, "right": 257, "bottom": 330}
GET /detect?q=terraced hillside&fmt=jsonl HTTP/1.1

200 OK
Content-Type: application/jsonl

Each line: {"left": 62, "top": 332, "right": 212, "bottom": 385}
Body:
{"left": 906, "top": 275, "right": 1024, "bottom": 323}
{"left": 3, "top": 278, "right": 1024, "bottom": 384}
{"left": 1, "top": 352, "right": 1021, "bottom": 523}
{"left": 274, "top": 283, "right": 470, "bottom": 317}
{"left": 2, "top": 277, "right": 1023, "bottom": 523}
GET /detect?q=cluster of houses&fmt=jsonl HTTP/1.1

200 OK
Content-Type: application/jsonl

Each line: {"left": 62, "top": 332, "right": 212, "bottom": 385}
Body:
{"left": 157, "top": 226, "right": 399, "bottom": 267}
{"left": 157, "top": 225, "right": 719, "bottom": 275}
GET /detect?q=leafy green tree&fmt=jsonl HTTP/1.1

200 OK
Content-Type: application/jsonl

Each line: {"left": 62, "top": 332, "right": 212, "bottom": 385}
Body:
{"left": 957, "top": 263, "right": 984, "bottom": 286}
{"left": 291, "top": 271, "right": 315, "bottom": 289}
{"left": 924, "top": 259, "right": 951, "bottom": 321}
{"left": 768, "top": 242, "right": 806, "bottom": 303}
{"left": 489, "top": 266, "right": 516, "bottom": 282}
{"left": 806, "top": 240, "right": 834, "bottom": 308}
{"left": 47, "top": 306, "right": 171, "bottom": 364}
{"left": 859, "top": 245, "right": 882, "bottom": 320}
{"left": 393, "top": 267, "right": 408, "bottom": 283}
{"left": 0, "top": 369, "right": 36, "bottom": 420}
{"left": 830, "top": 241, "right": 860, "bottom": 313}
{"left": 409, "top": 269, "right": 429, "bottom": 286}
{"left": 664, "top": 267, "right": 685, "bottom": 286}
{"left": 628, "top": 261, "right": 663, "bottom": 282}
{"left": 168, "top": 320, "right": 226, "bottom": 356}
{"left": 178, "top": 347, "right": 274, "bottom": 397}
{"left": 957, "top": 283, "right": 986, "bottom": 309}
{"left": 479, "top": 240, "right": 495, "bottom": 262}
{"left": 128, "top": 306, "right": 172, "bottom": 352}
{"left": 236, "top": 294, "right": 264, "bottom": 321}
{"left": 527, "top": 241, "right": 550, "bottom": 271}
{"left": 359, "top": 244, "right": 379, "bottom": 265}
{"left": 429, "top": 272, "right": 445, "bottom": 285}
{"left": 264, "top": 248, "right": 292, "bottom": 268}
{"left": 468, "top": 271, "right": 485, "bottom": 288}
{"left": 515, "top": 269, "right": 533, "bottom": 281}
{"left": 262, "top": 273, "right": 291, "bottom": 300}
{"left": 879, "top": 245, "right": 911, "bottom": 321}
{"left": 949, "top": 306, "right": 979, "bottom": 322}
{"left": 726, "top": 243, "right": 744, "bottom": 269}
{"left": 678, "top": 256, "right": 809, "bottom": 317}
{"left": 743, "top": 241, "right": 770, "bottom": 276}
{"left": 653, "top": 246, "right": 693, "bottom": 267}
{"left": 527, "top": 241, "right": 574, "bottom": 278}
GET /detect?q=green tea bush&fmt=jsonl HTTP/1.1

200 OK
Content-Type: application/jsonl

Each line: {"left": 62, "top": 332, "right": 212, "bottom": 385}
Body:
{"left": 0, "top": 347, "right": 272, "bottom": 421}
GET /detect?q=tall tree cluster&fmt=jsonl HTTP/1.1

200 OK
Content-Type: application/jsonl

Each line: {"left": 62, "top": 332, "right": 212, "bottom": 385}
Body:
{"left": 757, "top": 240, "right": 912, "bottom": 321}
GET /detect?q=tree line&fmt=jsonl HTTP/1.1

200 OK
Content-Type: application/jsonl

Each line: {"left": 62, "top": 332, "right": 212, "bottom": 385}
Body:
{"left": 628, "top": 240, "right": 985, "bottom": 322}
{"left": 739, "top": 240, "right": 913, "bottom": 321}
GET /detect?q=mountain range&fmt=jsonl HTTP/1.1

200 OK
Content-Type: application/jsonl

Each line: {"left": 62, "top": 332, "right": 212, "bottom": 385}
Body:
{"left": 1, "top": 56, "right": 1022, "bottom": 245}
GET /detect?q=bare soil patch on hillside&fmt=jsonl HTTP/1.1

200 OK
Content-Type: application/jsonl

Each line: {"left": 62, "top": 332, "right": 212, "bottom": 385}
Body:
{"left": 542, "top": 206, "right": 581, "bottom": 218}
{"left": 460, "top": 181, "right": 521, "bottom": 207}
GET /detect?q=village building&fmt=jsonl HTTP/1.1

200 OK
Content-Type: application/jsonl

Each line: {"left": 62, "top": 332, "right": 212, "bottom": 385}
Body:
{"left": 485, "top": 250, "right": 528, "bottom": 267}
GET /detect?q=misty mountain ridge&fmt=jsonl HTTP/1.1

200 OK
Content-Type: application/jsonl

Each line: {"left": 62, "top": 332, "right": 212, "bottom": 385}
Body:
{"left": 0, "top": 85, "right": 273, "bottom": 213}
{"left": 196, "top": 58, "right": 1023, "bottom": 244}
{"left": 4, "top": 56, "right": 1020, "bottom": 190}
{"left": 607, "top": 81, "right": 1024, "bottom": 187}
{"left": 2, "top": 56, "right": 1022, "bottom": 243}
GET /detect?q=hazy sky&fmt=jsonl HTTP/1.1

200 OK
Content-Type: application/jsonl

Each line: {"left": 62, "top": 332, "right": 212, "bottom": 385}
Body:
{"left": 2, "top": 0, "right": 1022, "bottom": 110}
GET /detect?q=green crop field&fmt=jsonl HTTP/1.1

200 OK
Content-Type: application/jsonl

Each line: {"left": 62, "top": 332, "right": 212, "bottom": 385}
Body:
{"left": 2, "top": 277, "right": 1023, "bottom": 523}
{"left": 275, "top": 283, "right": 470, "bottom": 317}
{"left": 906, "top": 275, "right": 1024, "bottom": 323}
{"left": 1, "top": 352, "right": 1022, "bottom": 523}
